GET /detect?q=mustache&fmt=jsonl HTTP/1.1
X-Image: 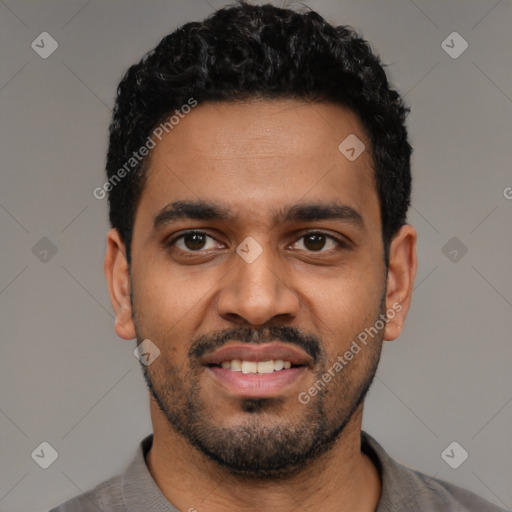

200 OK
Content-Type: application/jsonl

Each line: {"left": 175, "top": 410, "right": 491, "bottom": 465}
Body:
{"left": 188, "top": 325, "right": 322, "bottom": 363}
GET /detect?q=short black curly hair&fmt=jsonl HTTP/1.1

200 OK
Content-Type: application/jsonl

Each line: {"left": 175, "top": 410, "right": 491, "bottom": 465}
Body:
{"left": 105, "top": 0, "right": 412, "bottom": 265}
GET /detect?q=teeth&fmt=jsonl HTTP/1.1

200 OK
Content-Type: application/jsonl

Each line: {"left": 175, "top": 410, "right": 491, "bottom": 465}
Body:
{"left": 241, "top": 361, "right": 257, "bottom": 374}
{"left": 219, "top": 359, "right": 295, "bottom": 373}
{"left": 257, "top": 360, "right": 274, "bottom": 374}
{"left": 231, "top": 359, "right": 242, "bottom": 372}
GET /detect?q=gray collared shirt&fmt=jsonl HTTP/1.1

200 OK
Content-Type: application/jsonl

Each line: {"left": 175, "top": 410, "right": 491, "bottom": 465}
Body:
{"left": 50, "top": 431, "right": 506, "bottom": 511}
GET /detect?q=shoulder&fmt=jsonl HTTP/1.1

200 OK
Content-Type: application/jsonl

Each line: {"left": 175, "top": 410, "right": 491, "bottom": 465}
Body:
{"left": 361, "top": 431, "right": 506, "bottom": 512}
{"left": 49, "top": 435, "right": 155, "bottom": 512}
{"left": 403, "top": 466, "right": 507, "bottom": 512}
{"left": 48, "top": 473, "right": 124, "bottom": 512}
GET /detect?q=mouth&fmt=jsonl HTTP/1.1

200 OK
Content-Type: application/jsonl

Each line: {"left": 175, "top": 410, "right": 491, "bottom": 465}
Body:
{"left": 208, "top": 359, "right": 298, "bottom": 373}
{"left": 202, "top": 343, "right": 312, "bottom": 398}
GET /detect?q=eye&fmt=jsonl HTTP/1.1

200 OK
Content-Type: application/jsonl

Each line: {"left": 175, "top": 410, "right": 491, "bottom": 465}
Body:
{"left": 165, "top": 230, "right": 349, "bottom": 254}
{"left": 167, "top": 230, "right": 224, "bottom": 252}
{"left": 290, "top": 231, "right": 347, "bottom": 252}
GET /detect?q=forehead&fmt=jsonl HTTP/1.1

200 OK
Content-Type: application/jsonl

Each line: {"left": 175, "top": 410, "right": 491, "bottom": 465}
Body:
{"left": 136, "top": 99, "right": 380, "bottom": 230}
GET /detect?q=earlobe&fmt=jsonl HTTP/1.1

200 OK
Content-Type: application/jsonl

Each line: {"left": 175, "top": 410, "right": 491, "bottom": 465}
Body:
{"left": 104, "top": 229, "right": 136, "bottom": 340}
{"left": 383, "top": 224, "right": 417, "bottom": 342}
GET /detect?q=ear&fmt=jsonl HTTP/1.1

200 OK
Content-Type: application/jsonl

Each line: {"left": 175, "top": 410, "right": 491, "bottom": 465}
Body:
{"left": 383, "top": 224, "right": 417, "bottom": 341}
{"left": 104, "top": 229, "right": 136, "bottom": 340}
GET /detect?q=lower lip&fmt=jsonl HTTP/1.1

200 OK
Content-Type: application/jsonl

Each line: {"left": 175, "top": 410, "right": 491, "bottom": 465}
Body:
{"left": 207, "top": 366, "right": 308, "bottom": 398}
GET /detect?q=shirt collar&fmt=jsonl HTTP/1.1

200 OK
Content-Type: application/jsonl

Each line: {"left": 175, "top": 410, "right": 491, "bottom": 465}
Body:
{"left": 120, "top": 434, "right": 179, "bottom": 511}
{"left": 120, "top": 431, "right": 427, "bottom": 511}
{"left": 361, "top": 431, "right": 440, "bottom": 511}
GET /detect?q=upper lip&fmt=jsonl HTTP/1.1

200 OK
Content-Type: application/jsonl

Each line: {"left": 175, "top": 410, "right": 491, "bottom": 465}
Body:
{"left": 201, "top": 342, "right": 314, "bottom": 367}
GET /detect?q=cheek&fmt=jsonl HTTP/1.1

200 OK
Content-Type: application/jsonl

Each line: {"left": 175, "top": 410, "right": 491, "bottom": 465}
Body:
{"left": 301, "top": 266, "right": 384, "bottom": 354}
{"left": 131, "top": 263, "right": 219, "bottom": 344}
{"left": 303, "top": 262, "right": 383, "bottom": 316}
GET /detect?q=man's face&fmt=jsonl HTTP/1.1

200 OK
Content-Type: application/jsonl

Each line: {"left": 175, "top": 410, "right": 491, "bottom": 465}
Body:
{"left": 121, "top": 100, "right": 390, "bottom": 477}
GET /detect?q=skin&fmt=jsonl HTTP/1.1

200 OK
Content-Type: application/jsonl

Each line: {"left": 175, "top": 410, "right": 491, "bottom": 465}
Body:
{"left": 105, "top": 99, "right": 417, "bottom": 512}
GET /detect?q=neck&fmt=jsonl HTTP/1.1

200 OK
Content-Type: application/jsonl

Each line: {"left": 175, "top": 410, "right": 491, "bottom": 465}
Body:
{"left": 146, "top": 396, "right": 381, "bottom": 512}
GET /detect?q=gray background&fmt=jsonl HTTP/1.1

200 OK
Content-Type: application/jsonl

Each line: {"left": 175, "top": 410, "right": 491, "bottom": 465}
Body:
{"left": 1, "top": 0, "right": 511, "bottom": 511}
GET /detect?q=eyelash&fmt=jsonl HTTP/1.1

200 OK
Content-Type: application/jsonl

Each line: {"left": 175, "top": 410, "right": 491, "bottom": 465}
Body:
{"left": 165, "top": 229, "right": 350, "bottom": 254}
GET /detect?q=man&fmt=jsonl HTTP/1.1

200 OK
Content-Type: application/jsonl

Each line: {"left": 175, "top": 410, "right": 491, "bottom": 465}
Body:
{"left": 51, "top": 2, "right": 505, "bottom": 511}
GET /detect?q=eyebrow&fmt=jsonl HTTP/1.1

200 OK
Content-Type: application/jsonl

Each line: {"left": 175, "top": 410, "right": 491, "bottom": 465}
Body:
{"left": 153, "top": 200, "right": 365, "bottom": 231}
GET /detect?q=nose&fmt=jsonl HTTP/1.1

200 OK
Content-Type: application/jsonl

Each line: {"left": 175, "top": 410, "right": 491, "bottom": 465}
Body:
{"left": 216, "top": 240, "right": 300, "bottom": 326}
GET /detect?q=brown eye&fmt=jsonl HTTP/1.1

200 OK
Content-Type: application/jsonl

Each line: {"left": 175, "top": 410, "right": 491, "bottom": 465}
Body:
{"left": 182, "top": 232, "right": 207, "bottom": 250}
{"left": 291, "top": 231, "right": 344, "bottom": 252}
{"left": 304, "top": 233, "right": 327, "bottom": 251}
{"left": 167, "top": 231, "right": 222, "bottom": 252}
